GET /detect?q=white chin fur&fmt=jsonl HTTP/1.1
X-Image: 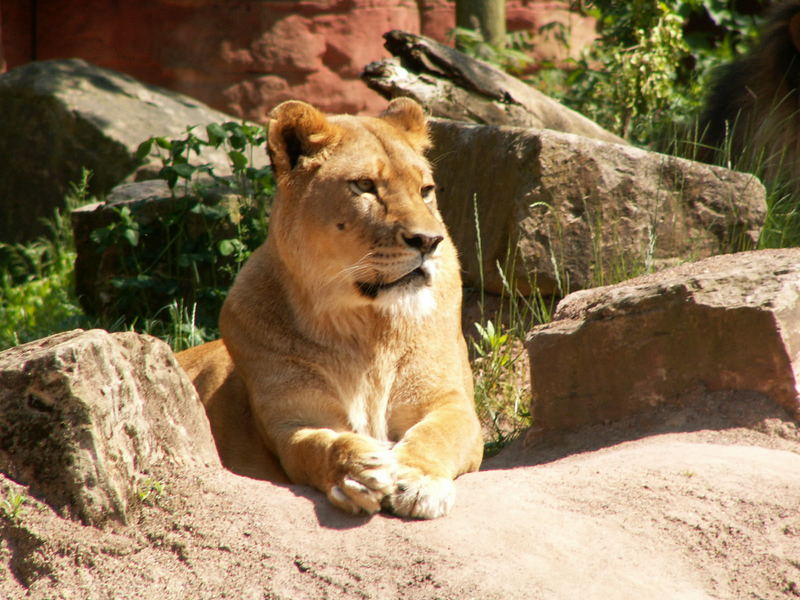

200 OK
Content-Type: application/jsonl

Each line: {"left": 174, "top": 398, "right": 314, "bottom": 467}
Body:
{"left": 373, "top": 285, "right": 436, "bottom": 320}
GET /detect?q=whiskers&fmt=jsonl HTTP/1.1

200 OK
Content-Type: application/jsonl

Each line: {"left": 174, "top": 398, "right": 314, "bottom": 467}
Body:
{"left": 330, "top": 250, "right": 376, "bottom": 287}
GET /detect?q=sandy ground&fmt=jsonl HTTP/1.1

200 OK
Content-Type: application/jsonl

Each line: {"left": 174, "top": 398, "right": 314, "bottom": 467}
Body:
{"left": 1, "top": 391, "right": 799, "bottom": 599}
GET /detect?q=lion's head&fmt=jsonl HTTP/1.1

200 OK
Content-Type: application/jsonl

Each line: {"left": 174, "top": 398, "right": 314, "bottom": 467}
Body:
{"left": 265, "top": 98, "right": 449, "bottom": 318}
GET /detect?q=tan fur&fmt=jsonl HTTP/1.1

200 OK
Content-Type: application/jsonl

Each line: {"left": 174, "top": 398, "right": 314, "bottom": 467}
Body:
{"left": 177, "top": 98, "right": 483, "bottom": 519}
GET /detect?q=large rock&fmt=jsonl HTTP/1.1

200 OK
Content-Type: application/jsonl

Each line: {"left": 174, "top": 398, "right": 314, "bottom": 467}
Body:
{"left": 0, "top": 329, "right": 219, "bottom": 525}
{"left": 526, "top": 248, "right": 800, "bottom": 433}
{"left": 428, "top": 119, "right": 767, "bottom": 295}
{"left": 0, "top": 58, "right": 253, "bottom": 244}
{"left": 1, "top": 1, "right": 595, "bottom": 119}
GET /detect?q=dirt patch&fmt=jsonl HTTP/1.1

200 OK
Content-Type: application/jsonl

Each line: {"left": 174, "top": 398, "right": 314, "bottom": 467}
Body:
{"left": 1, "top": 391, "right": 798, "bottom": 599}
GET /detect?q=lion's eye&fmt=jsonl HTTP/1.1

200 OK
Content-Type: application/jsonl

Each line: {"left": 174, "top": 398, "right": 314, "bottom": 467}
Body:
{"left": 350, "top": 179, "right": 377, "bottom": 195}
{"left": 421, "top": 184, "right": 435, "bottom": 203}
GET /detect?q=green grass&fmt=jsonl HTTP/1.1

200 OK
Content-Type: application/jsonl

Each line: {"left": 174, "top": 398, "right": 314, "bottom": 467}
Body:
{"left": 0, "top": 170, "right": 221, "bottom": 352}
{"left": 0, "top": 488, "right": 26, "bottom": 521}
{"left": 468, "top": 194, "right": 560, "bottom": 452}
{"left": 0, "top": 173, "right": 92, "bottom": 350}
{"left": 137, "top": 478, "right": 166, "bottom": 506}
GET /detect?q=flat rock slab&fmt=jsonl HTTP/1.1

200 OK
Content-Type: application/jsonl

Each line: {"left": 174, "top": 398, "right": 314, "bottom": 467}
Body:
{"left": 428, "top": 120, "right": 766, "bottom": 295}
{"left": 2, "top": 408, "right": 798, "bottom": 599}
{"left": 527, "top": 248, "right": 800, "bottom": 432}
{"left": 0, "top": 58, "right": 257, "bottom": 243}
{"left": 0, "top": 329, "right": 218, "bottom": 525}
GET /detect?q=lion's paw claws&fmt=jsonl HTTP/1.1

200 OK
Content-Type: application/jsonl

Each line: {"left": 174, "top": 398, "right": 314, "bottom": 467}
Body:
{"left": 385, "top": 472, "right": 455, "bottom": 520}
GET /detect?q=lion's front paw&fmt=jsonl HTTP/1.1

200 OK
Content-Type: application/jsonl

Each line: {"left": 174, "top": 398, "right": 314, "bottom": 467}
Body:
{"left": 384, "top": 467, "right": 456, "bottom": 519}
{"left": 326, "top": 435, "right": 396, "bottom": 516}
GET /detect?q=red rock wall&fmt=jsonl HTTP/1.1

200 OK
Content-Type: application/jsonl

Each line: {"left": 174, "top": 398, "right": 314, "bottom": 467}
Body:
{"left": 1, "top": 0, "right": 34, "bottom": 72}
{"left": 422, "top": 0, "right": 596, "bottom": 64}
{"left": 0, "top": 0, "right": 594, "bottom": 119}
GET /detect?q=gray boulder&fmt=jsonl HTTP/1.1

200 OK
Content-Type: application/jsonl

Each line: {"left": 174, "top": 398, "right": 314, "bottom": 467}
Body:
{"left": 0, "top": 329, "right": 219, "bottom": 525}
{"left": 526, "top": 248, "right": 800, "bottom": 433}
{"left": 428, "top": 120, "right": 767, "bottom": 296}
{"left": 0, "top": 58, "right": 256, "bottom": 244}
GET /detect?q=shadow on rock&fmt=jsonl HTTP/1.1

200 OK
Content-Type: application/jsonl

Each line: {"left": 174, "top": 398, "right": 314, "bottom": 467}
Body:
{"left": 285, "top": 484, "right": 379, "bottom": 530}
{"left": 484, "top": 389, "right": 799, "bottom": 471}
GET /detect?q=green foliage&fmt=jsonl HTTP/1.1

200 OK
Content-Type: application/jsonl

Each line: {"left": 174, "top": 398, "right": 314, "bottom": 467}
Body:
{"left": 471, "top": 318, "right": 530, "bottom": 455}
{"left": 528, "top": 1, "right": 763, "bottom": 145}
{"left": 137, "top": 478, "right": 166, "bottom": 506}
{"left": 88, "top": 122, "right": 274, "bottom": 342}
{"left": 448, "top": 26, "right": 535, "bottom": 76}
{"left": 472, "top": 320, "right": 509, "bottom": 362}
{"left": 759, "top": 185, "right": 800, "bottom": 249}
{"left": 470, "top": 196, "right": 554, "bottom": 454}
{"left": 450, "top": 2, "right": 765, "bottom": 146}
{"left": 136, "top": 122, "right": 274, "bottom": 202}
{"left": 0, "top": 488, "right": 26, "bottom": 521}
{"left": 0, "top": 170, "right": 93, "bottom": 350}
{"left": 575, "top": 2, "right": 689, "bottom": 141}
{"left": 0, "top": 123, "right": 274, "bottom": 353}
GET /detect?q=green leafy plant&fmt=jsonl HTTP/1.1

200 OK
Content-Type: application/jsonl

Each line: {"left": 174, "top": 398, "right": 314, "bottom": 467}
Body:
{"left": 0, "top": 170, "right": 94, "bottom": 350}
{"left": 0, "top": 489, "right": 26, "bottom": 521}
{"left": 131, "top": 299, "right": 209, "bottom": 353}
{"left": 85, "top": 122, "right": 275, "bottom": 341}
{"left": 470, "top": 316, "right": 532, "bottom": 455}
{"left": 469, "top": 197, "right": 547, "bottom": 454}
{"left": 137, "top": 478, "right": 166, "bottom": 506}
{"left": 526, "top": 1, "right": 764, "bottom": 146}
{"left": 448, "top": 26, "right": 535, "bottom": 75}
{"left": 136, "top": 122, "right": 274, "bottom": 204}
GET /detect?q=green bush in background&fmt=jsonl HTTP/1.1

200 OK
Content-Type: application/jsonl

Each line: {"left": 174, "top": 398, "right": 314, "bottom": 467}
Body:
{"left": 80, "top": 122, "right": 272, "bottom": 348}
{"left": 0, "top": 123, "right": 274, "bottom": 352}
{"left": 530, "top": 0, "right": 763, "bottom": 146}
{"left": 0, "top": 173, "right": 91, "bottom": 349}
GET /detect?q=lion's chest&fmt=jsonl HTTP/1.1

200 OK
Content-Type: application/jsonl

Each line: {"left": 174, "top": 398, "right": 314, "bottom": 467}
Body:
{"left": 333, "top": 354, "right": 397, "bottom": 442}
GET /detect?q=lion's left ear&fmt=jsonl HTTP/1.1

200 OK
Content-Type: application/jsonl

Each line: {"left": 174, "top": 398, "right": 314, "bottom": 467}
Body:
{"left": 380, "top": 98, "right": 430, "bottom": 152}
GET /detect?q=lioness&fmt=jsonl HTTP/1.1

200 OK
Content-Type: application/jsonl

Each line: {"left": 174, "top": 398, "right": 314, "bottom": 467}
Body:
{"left": 177, "top": 98, "right": 483, "bottom": 519}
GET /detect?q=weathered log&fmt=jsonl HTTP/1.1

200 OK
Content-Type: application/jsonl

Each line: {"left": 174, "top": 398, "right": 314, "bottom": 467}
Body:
{"left": 362, "top": 30, "right": 627, "bottom": 146}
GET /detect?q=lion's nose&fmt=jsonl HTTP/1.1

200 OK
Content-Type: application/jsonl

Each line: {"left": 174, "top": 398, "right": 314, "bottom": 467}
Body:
{"left": 402, "top": 232, "right": 443, "bottom": 255}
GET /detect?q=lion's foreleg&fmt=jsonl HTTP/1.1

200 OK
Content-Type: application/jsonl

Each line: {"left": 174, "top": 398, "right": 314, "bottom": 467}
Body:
{"left": 387, "top": 400, "right": 483, "bottom": 519}
{"left": 272, "top": 426, "right": 397, "bottom": 515}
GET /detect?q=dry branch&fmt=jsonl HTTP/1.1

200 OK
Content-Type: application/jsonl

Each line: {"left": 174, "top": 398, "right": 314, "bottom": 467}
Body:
{"left": 363, "top": 30, "right": 627, "bottom": 145}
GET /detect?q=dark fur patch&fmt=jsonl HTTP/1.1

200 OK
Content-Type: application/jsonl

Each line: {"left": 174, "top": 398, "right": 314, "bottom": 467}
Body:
{"left": 700, "top": 2, "right": 800, "bottom": 155}
{"left": 355, "top": 268, "right": 425, "bottom": 299}
{"left": 282, "top": 126, "right": 304, "bottom": 170}
{"left": 356, "top": 281, "right": 381, "bottom": 299}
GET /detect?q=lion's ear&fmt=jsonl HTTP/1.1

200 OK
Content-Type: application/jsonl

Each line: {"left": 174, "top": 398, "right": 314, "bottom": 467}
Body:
{"left": 268, "top": 101, "right": 341, "bottom": 175}
{"left": 380, "top": 98, "right": 430, "bottom": 152}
